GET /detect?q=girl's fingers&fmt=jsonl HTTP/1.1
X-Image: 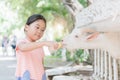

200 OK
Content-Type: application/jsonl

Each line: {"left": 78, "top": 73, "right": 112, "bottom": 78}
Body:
{"left": 54, "top": 42, "right": 62, "bottom": 49}
{"left": 57, "top": 42, "right": 62, "bottom": 49}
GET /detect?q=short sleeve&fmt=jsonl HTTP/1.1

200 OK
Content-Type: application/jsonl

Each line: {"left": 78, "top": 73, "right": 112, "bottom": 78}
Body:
{"left": 15, "top": 39, "right": 27, "bottom": 51}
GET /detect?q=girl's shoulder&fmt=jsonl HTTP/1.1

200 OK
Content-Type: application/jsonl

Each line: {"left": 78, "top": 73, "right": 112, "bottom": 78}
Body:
{"left": 16, "top": 38, "right": 29, "bottom": 51}
{"left": 17, "top": 38, "right": 29, "bottom": 44}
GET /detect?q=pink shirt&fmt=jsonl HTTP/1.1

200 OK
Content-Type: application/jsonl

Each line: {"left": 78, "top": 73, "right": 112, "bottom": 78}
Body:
{"left": 15, "top": 39, "right": 46, "bottom": 80}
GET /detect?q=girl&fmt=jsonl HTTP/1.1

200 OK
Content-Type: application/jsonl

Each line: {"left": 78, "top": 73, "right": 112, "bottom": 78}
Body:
{"left": 15, "top": 14, "right": 61, "bottom": 80}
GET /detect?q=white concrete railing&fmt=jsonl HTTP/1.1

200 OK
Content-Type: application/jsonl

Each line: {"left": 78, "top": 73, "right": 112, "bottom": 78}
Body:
{"left": 50, "top": 49, "right": 119, "bottom": 80}
{"left": 91, "top": 49, "right": 119, "bottom": 80}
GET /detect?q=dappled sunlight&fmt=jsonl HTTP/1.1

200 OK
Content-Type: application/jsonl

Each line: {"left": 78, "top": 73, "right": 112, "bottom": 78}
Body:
{"left": 56, "top": 24, "right": 64, "bottom": 37}
{"left": 36, "top": 0, "right": 45, "bottom": 7}
{"left": 0, "top": 1, "right": 18, "bottom": 34}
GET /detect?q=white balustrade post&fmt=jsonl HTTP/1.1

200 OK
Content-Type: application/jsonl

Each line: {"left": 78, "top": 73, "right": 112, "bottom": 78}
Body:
{"left": 92, "top": 49, "right": 98, "bottom": 79}
{"left": 100, "top": 50, "right": 104, "bottom": 79}
{"left": 108, "top": 54, "right": 112, "bottom": 80}
{"left": 113, "top": 58, "right": 118, "bottom": 80}
{"left": 104, "top": 50, "right": 108, "bottom": 80}
{"left": 94, "top": 49, "right": 97, "bottom": 75}
{"left": 61, "top": 48, "right": 67, "bottom": 61}
{"left": 97, "top": 49, "right": 100, "bottom": 77}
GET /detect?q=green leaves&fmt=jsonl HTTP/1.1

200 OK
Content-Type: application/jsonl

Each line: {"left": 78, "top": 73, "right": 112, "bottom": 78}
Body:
{"left": 0, "top": 0, "right": 88, "bottom": 37}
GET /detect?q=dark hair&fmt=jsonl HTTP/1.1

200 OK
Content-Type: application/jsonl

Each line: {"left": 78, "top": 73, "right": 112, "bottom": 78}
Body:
{"left": 26, "top": 14, "right": 46, "bottom": 25}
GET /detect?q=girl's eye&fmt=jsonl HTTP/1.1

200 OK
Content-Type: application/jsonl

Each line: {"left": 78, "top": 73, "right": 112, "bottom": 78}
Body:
{"left": 36, "top": 26, "right": 39, "bottom": 29}
{"left": 41, "top": 30, "right": 45, "bottom": 32}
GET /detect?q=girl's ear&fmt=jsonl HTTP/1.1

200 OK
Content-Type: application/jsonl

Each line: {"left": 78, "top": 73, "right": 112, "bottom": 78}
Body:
{"left": 24, "top": 24, "right": 29, "bottom": 32}
{"left": 86, "top": 32, "right": 99, "bottom": 41}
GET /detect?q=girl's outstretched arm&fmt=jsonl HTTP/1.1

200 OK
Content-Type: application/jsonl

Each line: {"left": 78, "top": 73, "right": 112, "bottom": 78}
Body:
{"left": 17, "top": 41, "right": 58, "bottom": 52}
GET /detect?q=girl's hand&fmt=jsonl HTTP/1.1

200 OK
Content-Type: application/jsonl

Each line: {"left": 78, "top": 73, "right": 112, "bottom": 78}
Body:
{"left": 54, "top": 42, "right": 62, "bottom": 49}
{"left": 48, "top": 42, "right": 63, "bottom": 50}
{"left": 45, "top": 41, "right": 62, "bottom": 51}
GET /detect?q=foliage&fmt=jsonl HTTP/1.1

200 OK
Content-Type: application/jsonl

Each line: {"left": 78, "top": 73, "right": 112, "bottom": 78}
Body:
{"left": 51, "top": 48, "right": 63, "bottom": 58}
{"left": 0, "top": 0, "right": 89, "bottom": 37}
{"left": 66, "top": 50, "right": 72, "bottom": 61}
{"left": 0, "top": 0, "right": 73, "bottom": 36}
{"left": 55, "top": 38, "right": 62, "bottom": 42}
{"left": 66, "top": 49, "right": 89, "bottom": 64}
{"left": 52, "top": 48, "right": 89, "bottom": 64}
{"left": 79, "top": 0, "right": 88, "bottom": 7}
{"left": 73, "top": 49, "right": 85, "bottom": 64}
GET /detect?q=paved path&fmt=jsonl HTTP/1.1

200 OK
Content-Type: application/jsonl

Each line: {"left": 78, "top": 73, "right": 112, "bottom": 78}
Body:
{"left": 0, "top": 56, "right": 16, "bottom": 80}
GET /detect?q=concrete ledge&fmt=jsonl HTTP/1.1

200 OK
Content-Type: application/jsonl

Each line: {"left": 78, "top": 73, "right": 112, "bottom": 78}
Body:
{"left": 53, "top": 75, "right": 92, "bottom": 80}
{"left": 46, "top": 65, "right": 93, "bottom": 76}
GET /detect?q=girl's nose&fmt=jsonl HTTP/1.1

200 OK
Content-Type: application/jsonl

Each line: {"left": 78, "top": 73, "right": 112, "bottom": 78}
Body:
{"left": 38, "top": 30, "right": 42, "bottom": 33}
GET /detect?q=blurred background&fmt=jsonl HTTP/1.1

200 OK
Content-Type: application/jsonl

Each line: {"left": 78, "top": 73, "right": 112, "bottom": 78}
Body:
{"left": 0, "top": 0, "right": 91, "bottom": 80}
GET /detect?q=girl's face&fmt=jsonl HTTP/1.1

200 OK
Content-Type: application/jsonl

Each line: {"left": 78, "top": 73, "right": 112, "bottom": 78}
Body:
{"left": 25, "top": 19, "right": 46, "bottom": 42}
